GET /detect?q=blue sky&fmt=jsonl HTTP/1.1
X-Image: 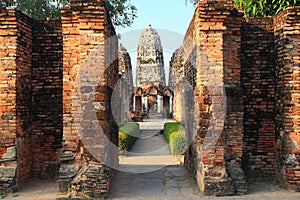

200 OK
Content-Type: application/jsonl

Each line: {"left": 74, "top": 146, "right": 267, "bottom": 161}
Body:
{"left": 118, "top": 0, "right": 196, "bottom": 85}
{"left": 118, "top": 0, "right": 196, "bottom": 34}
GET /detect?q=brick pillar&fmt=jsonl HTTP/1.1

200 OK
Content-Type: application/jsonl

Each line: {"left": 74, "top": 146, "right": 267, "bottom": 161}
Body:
{"left": 0, "top": 8, "right": 36, "bottom": 192}
{"left": 0, "top": 9, "right": 19, "bottom": 193}
{"left": 274, "top": 7, "right": 300, "bottom": 190}
{"left": 184, "top": 0, "right": 246, "bottom": 195}
{"left": 59, "top": 0, "right": 118, "bottom": 198}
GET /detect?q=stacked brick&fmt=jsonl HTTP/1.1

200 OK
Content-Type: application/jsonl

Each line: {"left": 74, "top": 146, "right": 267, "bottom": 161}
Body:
{"left": 114, "top": 44, "right": 134, "bottom": 124}
{"left": 176, "top": 0, "right": 300, "bottom": 195}
{"left": 241, "top": 18, "right": 277, "bottom": 176}
{"left": 274, "top": 7, "right": 300, "bottom": 189}
{"left": 0, "top": 9, "right": 63, "bottom": 191}
{"left": 169, "top": 46, "right": 185, "bottom": 121}
{"left": 0, "top": 9, "right": 21, "bottom": 192}
{"left": 182, "top": 0, "right": 247, "bottom": 195}
{"left": 58, "top": 0, "right": 118, "bottom": 198}
{"left": 31, "top": 20, "right": 63, "bottom": 179}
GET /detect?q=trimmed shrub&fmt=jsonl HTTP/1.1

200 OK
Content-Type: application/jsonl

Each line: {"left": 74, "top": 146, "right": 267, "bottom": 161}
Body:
{"left": 118, "top": 123, "right": 139, "bottom": 152}
{"left": 164, "top": 122, "right": 181, "bottom": 142}
{"left": 170, "top": 130, "right": 186, "bottom": 155}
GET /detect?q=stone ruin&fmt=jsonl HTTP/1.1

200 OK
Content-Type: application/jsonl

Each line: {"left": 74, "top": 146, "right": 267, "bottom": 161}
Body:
{"left": 0, "top": 0, "right": 299, "bottom": 198}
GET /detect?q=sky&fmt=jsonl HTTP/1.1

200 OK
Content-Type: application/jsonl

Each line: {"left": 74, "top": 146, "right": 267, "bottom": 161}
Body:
{"left": 117, "top": 0, "right": 196, "bottom": 85}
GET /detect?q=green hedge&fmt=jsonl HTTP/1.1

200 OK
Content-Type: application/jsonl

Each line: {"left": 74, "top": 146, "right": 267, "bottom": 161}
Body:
{"left": 170, "top": 130, "right": 186, "bottom": 155}
{"left": 163, "top": 122, "right": 181, "bottom": 142}
{"left": 118, "top": 123, "right": 139, "bottom": 152}
{"left": 163, "top": 122, "right": 186, "bottom": 155}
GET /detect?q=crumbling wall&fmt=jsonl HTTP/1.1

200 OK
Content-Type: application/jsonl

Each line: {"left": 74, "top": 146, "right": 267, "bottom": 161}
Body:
{"left": 178, "top": 0, "right": 300, "bottom": 195}
{"left": 183, "top": 0, "right": 246, "bottom": 196}
{"left": 58, "top": 0, "right": 118, "bottom": 198}
{"left": 115, "top": 44, "right": 134, "bottom": 124}
{"left": 0, "top": 9, "right": 63, "bottom": 192}
{"left": 31, "top": 20, "right": 63, "bottom": 179}
{"left": 241, "top": 18, "right": 277, "bottom": 176}
{"left": 169, "top": 46, "right": 185, "bottom": 121}
{"left": 274, "top": 7, "right": 300, "bottom": 190}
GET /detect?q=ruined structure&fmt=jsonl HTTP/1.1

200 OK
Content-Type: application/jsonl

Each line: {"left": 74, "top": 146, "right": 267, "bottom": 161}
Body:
{"left": 0, "top": 0, "right": 119, "bottom": 198}
{"left": 169, "top": 46, "right": 185, "bottom": 121}
{"left": 0, "top": 0, "right": 299, "bottom": 198}
{"left": 171, "top": 0, "right": 300, "bottom": 195}
{"left": 113, "top": 44, "right": 134, "bottom": 124}
{"left": 136, "top": 24, "right": 165, "bottom": 87}
{"left": 133, "top": 25, "right": 172, "bottom": 118}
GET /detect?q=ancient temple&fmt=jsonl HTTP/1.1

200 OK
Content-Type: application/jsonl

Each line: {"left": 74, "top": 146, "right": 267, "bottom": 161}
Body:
{"left": 136, "top": 24, "right": 165, "bottom": 87}
{"left": 133, "top": 25, "right": 172, "bottom": 118}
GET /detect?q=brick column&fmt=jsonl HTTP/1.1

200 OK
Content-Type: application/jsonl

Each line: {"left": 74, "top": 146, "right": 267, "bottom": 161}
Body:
{"left": 184, "top": 0, "right": 246, "bottom": 195}
{"left": 59, "top": 0, "right": 118, "bottom": 198}
{"left": 274, "top": 7, "right": 300, "bottom": 190}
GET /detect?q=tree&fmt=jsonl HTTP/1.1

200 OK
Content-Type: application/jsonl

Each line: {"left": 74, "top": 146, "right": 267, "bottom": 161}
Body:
{"left": 0, "top": 0, "right": 137, "bottom": 28}
{"left": 105, "top": 0, "right": 137, "bottom": 28}
{"left": 234, "top": 0, "right": 300, "bottom": 17}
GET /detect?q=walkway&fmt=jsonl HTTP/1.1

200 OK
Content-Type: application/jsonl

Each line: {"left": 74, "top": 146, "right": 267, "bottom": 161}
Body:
{"left": 4, "top": 119, "right": 300, "bottom": 199}
{"left": 109, "top": 119, "right": 201, "bottom": 199}
{"left": 109, "top": 119, "right": 300, "bottom": 200}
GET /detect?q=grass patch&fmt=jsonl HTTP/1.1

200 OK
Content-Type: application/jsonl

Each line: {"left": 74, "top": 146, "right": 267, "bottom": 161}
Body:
{"left": 118, "top": 123, "right": 139, "bottom": 152}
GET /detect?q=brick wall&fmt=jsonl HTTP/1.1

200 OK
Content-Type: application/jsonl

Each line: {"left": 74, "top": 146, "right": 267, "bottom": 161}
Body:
{"left": 274, "top": 7, "right": 300, "bottom": 189}
{"left": 0, "top": 9, "right": 63, "bottom": 191}
{"left": 178, "top": 1, "right": 300, "bottom": 195}
{"left": 15, "top": 11, "right": 34, "bottom": 183}
{"left": 0, "top": 9, "right": 20, "bottom": 192}
{"left": 169, "top": 46, "right": 185, "bottom": 121}
{"left": 241, "top": 18, "right": 277, "bottom": 176}
{"left": 115, "top": 44, "right": 134, "bottom": 124}
{"left": 183, "top": 0, "right": 246, "bottom": 195}
{"left": 58, "top": 0, "right": 119, "bottom": 198}
{"left": 31, "top": 19, "right": 63, "bottom": 179}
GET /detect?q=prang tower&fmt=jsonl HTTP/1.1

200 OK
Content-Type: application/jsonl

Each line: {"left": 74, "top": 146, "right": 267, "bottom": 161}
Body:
{"left": 136, "top": 24, "right": 166, "bottom": 88}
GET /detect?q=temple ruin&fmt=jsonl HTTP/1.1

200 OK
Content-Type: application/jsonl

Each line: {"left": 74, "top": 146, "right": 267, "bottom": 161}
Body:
{"left": 0, "top": 0, "right": 299, "bottom": 198}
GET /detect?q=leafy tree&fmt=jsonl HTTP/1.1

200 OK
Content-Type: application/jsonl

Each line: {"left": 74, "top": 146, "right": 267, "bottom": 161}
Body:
{"left": 105, "top": 0, "right": 137, "bottom": 28}
{"left": 0, "top": 0, "right": 137, "bottom": 28}
{"left": 234, "top": 0, "right": 300, "bottom": 17}
{"left": 187, "top": 0, "right": 300, "bottom": 17}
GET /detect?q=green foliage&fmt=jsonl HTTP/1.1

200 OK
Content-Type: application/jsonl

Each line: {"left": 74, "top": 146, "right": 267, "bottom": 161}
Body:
{"left": 163, "top": 122, "right": 186, "bottom": 155}
{"left": 118, "top": 122, "right": 139, "bottom": 152}
{"left": 17, "top": 0, "right": 67, "bottom": 19}
{"left": 0, "top": 0, "right": 137, "bottom": 28}
{"left": 105, "top": 0, "right": 137, "bottom": 28}
{"left": 163, "top": 122, "right": 181, "bottom": 142}
{"left": 0, "top": 192, "right": 6, "bottom": 199}
{"left": 234, "top": 0, "right": 300, "bottom": 17}
{"left": 170, "top": 130, "right": 186, "bottom": 155}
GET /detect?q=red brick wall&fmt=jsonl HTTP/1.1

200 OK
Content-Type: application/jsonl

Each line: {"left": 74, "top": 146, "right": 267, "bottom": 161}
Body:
{"left": 274, "top": 7, "right": 300, "bottom": 189}
{"left": 15, "top": 11, "right": 34, "bottom": 183}
{"left": 0, "top": 9, "right": 18, "bottom": 159}
{"left": 31, "top": 19, "right": 63, "bottom": 178}
{"left": 181, "top": 2, "right": 300, "bottom": 194}
{"left": 183, "top": 0, "right": 246, "bottom": 195}
{"left": 241, "top": 18, "right": 277, "bottom": 176}
{"left": 59, "top": 0, "right": 118, "bottom": 198}
{"left": 0, "top": 9, "right": 63, "bottom": 189}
